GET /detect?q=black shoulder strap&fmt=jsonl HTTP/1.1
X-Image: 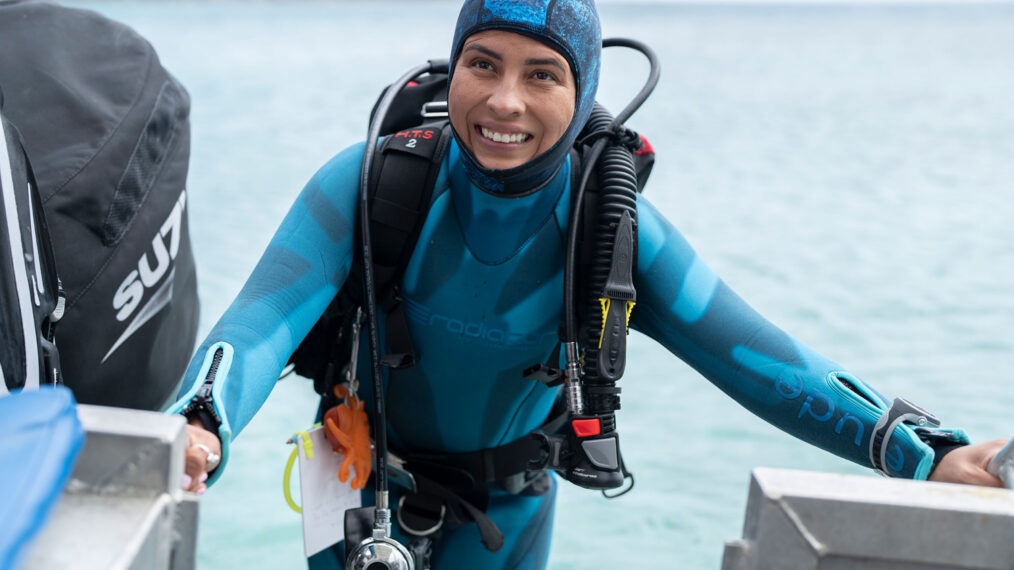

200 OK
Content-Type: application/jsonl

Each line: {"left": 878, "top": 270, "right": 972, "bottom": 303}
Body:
{"left": 366, "top": 122, "right": 452, "bottom": 370}
{"left": 290, "top": 121, "right": 451, "bottom": 384}
{"left": 368, "top": 122, "right": 452, "bottom": 291}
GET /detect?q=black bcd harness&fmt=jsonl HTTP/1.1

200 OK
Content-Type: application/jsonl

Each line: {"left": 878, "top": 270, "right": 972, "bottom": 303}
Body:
{"left": 286, "top": 71, "right": 654, "bottom": 558}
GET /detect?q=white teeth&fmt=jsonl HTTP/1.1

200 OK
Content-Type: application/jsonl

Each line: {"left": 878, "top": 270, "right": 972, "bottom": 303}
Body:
{"left": 481, "top": 127, "right": 528, "bottom": 144}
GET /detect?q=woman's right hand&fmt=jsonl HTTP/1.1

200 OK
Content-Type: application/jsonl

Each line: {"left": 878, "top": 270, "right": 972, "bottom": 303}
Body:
{"left": 183, "top": 417, "right": 222, "bottom": 494}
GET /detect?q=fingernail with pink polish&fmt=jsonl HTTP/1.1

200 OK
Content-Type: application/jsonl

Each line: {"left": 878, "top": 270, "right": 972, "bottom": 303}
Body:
{"left": 182, "top": 474, "right": 192, "bottom": 489}
{"left": 197, "top": 487, "right": 206, "bottom": 496}
{"left": 199, "top": 472, "right": 208, "bottom": 483}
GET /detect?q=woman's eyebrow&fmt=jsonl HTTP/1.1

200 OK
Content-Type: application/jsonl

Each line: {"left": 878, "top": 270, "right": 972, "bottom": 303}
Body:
{"left": 463, "top": 43, "right": 501, "bottom": 60}
{"left": 524, "top": 57, "right": 565, "bottom": 72}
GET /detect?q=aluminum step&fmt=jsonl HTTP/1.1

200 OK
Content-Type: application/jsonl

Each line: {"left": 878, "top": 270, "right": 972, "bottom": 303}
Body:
{"left": 723, "top": 467, "right": 1014, "bottom": 570}
{"left": 21, "top": 404, "right": 198, "bottom": 570}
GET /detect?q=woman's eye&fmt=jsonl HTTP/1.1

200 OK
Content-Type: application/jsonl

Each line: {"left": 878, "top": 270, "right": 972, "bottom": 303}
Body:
{"left": 473, "top": 59, "right": 493, "bottom": 71}
{"left": 533, "top": 70, "right": 556, "bottom": 82}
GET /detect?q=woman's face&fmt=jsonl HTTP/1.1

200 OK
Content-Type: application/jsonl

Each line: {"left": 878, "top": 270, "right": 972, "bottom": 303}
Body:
{"left": 449, "top": 30, "right": 576, "bottom": 171}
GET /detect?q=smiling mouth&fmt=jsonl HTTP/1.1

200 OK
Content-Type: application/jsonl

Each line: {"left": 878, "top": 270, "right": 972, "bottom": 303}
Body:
{"left": 478, "top": 125, "right": 531, "bottom": 144}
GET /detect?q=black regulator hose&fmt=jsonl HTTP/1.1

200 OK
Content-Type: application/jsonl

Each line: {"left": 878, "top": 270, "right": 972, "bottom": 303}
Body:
{"left": 359, "top": 58, "right": 447, "bottom": 522}
{"left": 579, "top": 109, "right": 639, "bottom": 422}
{"left": 563, "top": 38, "right": 660, "bottom": 392}
{"left": 563, "top": 38, "right": 659, "bottom": 351}
{"left": 346, "top": 58, "right": 453, "bottom": 570}
{"left": 601, "top": 37, "right": 662, "bottom": 125}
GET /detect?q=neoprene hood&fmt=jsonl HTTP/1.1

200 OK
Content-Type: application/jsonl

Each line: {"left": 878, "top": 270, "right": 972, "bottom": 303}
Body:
{"left": 449, "top": 0, "right": 602, "bottom": 194}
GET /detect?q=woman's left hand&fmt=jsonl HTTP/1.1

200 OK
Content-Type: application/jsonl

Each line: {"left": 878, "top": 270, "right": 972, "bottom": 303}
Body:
{"left": 928, "top": 438, "right": 1007, "bottom": 487}
{"left": 183, "top": 417, "right": 222, "bottom": 494}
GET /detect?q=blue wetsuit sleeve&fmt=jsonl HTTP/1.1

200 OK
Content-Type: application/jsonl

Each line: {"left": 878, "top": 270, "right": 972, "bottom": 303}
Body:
{"left": 167, "top": 142, "right": 365, "bottom": 483}
{"left": 631, "top": 195, "right": 966, "bottom": 479}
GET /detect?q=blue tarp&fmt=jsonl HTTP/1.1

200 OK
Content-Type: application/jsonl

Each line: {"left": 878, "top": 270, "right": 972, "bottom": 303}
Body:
{"left": 0, "top": 386, "right": 83, "bottom": 570}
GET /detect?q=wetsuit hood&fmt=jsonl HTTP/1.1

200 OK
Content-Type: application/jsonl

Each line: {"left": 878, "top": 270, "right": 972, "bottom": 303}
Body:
{"left": 449, "top": 0, "right": 601, "bottom": 195}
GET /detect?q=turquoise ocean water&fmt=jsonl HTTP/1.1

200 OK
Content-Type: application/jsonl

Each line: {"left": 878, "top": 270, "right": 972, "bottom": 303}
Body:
{"left": 68, "top": 1, "right": 1014, "bottom": 568}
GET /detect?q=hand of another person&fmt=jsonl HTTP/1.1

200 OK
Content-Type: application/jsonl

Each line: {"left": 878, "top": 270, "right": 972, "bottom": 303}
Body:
{"left": 928, "top": 438, "right": 1007, "bottom": 487}
{"left": 183, "top": 417, "right": 222, "bottom": 494}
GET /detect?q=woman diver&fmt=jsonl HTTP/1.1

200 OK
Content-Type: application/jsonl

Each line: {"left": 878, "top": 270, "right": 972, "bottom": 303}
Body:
{"left": 171, "top": 0, "right": 1007, "bottom": 568}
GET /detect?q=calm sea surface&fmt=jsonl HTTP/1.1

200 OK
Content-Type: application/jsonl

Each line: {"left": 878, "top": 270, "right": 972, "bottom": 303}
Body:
{"left": 68, "top": 1, "right": 1014, "bottom": 568}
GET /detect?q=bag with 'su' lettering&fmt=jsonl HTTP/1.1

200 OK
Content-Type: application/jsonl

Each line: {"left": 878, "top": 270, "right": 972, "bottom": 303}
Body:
{"left": 0, "top": 2, "right": 199, "bottom": 409}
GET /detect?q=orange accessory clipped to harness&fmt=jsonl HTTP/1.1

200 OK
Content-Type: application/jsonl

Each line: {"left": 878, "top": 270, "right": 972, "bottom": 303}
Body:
{"left": 323, "top": 384, "right": 372, "bottom": 490}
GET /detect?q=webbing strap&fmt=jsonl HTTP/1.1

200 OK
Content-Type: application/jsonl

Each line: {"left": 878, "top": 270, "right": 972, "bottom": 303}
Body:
{"left": 411, "top": 472, "right": 504, "bottom": 552}
{"left": 406, "top": 435, "right": 543, "bottom": 485}
{"left": 370, "top": 125, "right": 449, "bottom": 261}
{"left": 368, "top": 123, "right": 451, "bottom": 368}
{"left": 402, "top": 406, "right": 568, "bottom": 485}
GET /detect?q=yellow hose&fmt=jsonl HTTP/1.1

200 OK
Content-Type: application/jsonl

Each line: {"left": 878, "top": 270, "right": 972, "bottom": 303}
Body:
{"left": 283, "top": 445, "right": 301, "bottom": 513}
{"left": 283, "top": 429, "right": 315, "bottom": 514}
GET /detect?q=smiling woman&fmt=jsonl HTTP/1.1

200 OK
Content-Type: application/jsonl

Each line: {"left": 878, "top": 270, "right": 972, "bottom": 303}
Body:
{"left": 449, "top": 30, "right": 576, "bottom": 171}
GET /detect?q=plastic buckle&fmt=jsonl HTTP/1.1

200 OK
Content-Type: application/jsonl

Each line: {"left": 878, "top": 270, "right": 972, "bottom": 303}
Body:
{"left": 421, "top": 101, "right": 448, "bottom": 119}
{"left": 523, "top": 363, "right": 564, "bottom": 387}
{"left": 528, "top": 431, "right": 569, "bottom": 472}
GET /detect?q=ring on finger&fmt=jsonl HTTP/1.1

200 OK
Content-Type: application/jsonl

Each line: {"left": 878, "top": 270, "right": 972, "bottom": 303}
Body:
{"left": 192, "top": 443, "right": 221, "bottom": 471}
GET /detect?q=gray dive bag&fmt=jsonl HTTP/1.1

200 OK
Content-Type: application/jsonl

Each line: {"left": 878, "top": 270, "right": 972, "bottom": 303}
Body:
{"left": 0, "top": 1, "right": 199, "bottom": 409}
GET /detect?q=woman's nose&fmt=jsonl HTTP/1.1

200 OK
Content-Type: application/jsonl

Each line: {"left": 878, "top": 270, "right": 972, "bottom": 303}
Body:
{"left": 486, "top": 76, "right": 525, "bottom": 117}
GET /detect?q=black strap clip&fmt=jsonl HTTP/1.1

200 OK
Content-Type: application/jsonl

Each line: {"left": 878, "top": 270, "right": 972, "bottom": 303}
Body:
{"left": 380, "top": 352, "right": 416, "bottom": 370}
{"left": 523, "top": 363, "right": 564, "bottom": 387}
{"left": 528, "top": 430, "right": 570, "bottom": 472}
{"left": 869, "top": 397, "right": 941, "bottom": 476}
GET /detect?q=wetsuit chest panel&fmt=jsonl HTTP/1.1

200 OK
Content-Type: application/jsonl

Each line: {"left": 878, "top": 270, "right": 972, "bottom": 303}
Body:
{"left": 385, "top": 153, "right": 571, "bottom": 453}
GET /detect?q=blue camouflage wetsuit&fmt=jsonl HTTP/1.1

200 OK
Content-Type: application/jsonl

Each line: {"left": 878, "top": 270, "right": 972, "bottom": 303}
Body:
{"left": 171, "top": 136, "right": 964, "bottom": 569}
{"left": 170, "top": 0, "right": 969, "bottom": 568}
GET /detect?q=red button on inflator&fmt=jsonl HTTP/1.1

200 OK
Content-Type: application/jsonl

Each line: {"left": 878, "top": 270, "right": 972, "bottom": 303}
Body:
{"left": 572, "top": 418, "right": 601, "bottom": 437}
